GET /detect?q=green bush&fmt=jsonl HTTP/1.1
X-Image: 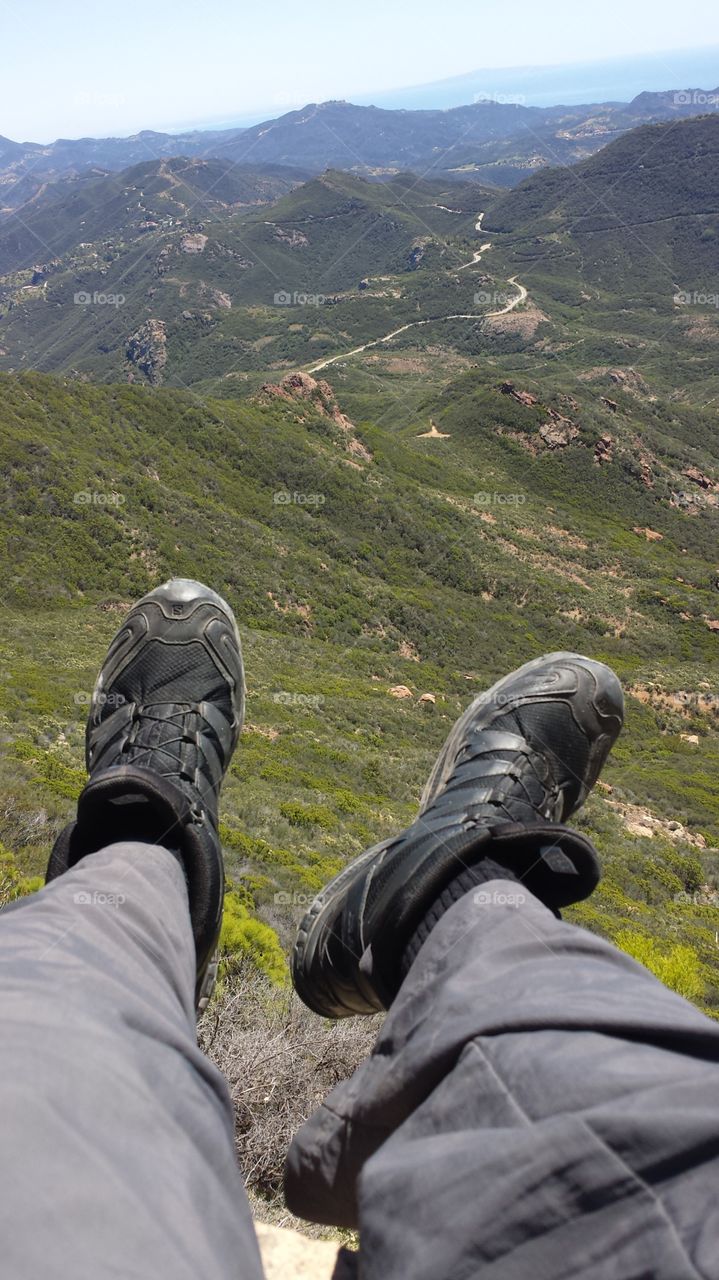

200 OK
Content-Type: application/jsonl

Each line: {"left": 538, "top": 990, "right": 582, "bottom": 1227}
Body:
{"left": 615, "top": 930, "right": 704, "bottom": 1000}
{"left": 0, "top": 843, "right": 44, "bottom": 905}
{"left": 219, "top": 892, "right": 287, "bottom": 985}
{"left": 279, "top": 801, "right": 335, "bottom": 830}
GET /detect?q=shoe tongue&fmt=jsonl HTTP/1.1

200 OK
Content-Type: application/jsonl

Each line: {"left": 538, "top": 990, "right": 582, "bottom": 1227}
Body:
{"left": 511, "top": 702, "right": 590, "bottom": 793}
{"left": 479, "top": 708, "right": 522, "bottom": 739}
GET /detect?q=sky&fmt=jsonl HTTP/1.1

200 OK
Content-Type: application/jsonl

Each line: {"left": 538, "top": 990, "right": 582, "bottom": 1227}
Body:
{"left": 1, "top": 0, "right": 718, "bottom": 142}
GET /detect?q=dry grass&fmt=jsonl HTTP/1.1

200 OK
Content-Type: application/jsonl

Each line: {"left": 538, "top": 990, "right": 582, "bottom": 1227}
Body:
{"left": 200, "top": 960, "right": 380, "bottom": 1234}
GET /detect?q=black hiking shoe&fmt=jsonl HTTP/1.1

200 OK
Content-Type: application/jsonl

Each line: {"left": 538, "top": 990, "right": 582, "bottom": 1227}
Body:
{"left": 46, "top": 578, "right": 245, "bottom": 1012}
{"left": 292, "top": 652, "right": 623, "bottom": 1017}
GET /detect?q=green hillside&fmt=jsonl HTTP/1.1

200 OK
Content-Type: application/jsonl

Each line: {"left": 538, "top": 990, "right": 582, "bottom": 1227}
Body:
{"left": 1, "top": 367, "right": 718, "bottom": 1017}
{"left": 3, "top": 117, "right": 719, "bottom": 404}
{"left": 0, "top": 157, "right": 310, "bottom": 277}
{"left": 0, "top": 169, "right": 490, "bottom": 383}
{"left": 1, "top": 113, "right": 718, "bottom": 1030}
{"left": 485, "top": 115, "right": 719, "bottom": 318}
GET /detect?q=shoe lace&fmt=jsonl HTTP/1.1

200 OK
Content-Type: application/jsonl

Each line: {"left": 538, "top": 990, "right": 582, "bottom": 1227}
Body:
{"left": 121, "top": 702, "right": 214, "bottom": 795}
{"left": 425, "top": 734, "right": 562, "bottom": 828}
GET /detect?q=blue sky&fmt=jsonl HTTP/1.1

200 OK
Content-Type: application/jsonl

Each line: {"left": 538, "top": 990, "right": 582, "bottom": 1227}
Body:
{"left": 1, "top": 0, "right": 718, "bottom": 141}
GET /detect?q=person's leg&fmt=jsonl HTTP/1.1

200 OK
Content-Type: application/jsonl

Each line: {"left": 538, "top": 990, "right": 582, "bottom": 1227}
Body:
{"left": 287, "top": 880, "right": 719, "bottom": 1278}
{"left": 287, "top": 652, "right": 719, "bottom": 1277}
{"left": 0, "top": 840, "right": 264, "bottom": 1280}
{"left": 1, "top": 579, "right": 266, "bottom": 1276}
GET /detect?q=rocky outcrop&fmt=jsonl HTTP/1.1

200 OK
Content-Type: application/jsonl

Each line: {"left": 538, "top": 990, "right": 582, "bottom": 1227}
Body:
{"left": 500, "top": 382, "right": 538, "bottom": 406}
{"left": 272, "top": 227, "right": 309, "bottom": 249}
{"left": 406, "top": 238, "right": 430, "bottom": 269}
{"left": 604, "top": 797, "right": 707, "bottom": 849}
{"left": 607, "top": 367, "right": 650, "bottom": 395}
{"left": 499, "top": 383, "right": 579, "bottom": 448}
{"left": 260, "top": 372, "right": 372, "bottom": 462}
{"left": 180, "top": 233, "right": 208, "bottom": 253}
{"left": 126, "top": 319, "right": 167, "bottom": 385}
{"left": 682, "top": 466, "right": 718, "bottom": 492}
{"left": 535, "top": 410, "right": 578, "bottom": 448}
{"left": 671, "top": 466, "right": 719, "bottom": 510}
{"left": 209, "top": 288, "right": 232, "bottom": 309}
{"left": 398, "top": 638, "right": 420, "bottom": 661}
{"left": 633, "top": 526, "right": 663, "bottom": 542}
{"left": 594, "top": 433, "right": 613, "bottom": 464}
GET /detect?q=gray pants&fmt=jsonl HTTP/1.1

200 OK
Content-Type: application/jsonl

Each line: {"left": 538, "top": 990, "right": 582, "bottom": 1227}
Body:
{"left": 1, "top": 845, "right": 718, "bottom": 1279}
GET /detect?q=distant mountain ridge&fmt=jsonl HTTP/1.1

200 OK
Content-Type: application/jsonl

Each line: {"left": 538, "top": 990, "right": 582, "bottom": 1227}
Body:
{"left": 486, "top": 114, "right": 719, "bottom": 294}
{"left": 2, "top": 88, "right": 718, "bottom": 212}
{"left": 355, "top": 47, "right": 719, "bottom": 111}
{"left": 2, "top": 114, "right": 718, "bottom": 397}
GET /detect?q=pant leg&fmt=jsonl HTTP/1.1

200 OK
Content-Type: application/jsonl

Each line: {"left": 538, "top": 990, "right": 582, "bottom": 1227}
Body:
{"left": 0, "top": 842, "right": 264, "bottom": 1280}
{"left": 286, "top": 880, "right": 719, "bottom": 1280}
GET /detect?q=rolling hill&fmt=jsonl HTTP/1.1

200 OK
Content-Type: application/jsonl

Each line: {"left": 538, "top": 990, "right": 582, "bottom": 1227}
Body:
{"left": 2, "top": 86, "right": 719, "bottom": 215}
{"left": 2, "top": 115, "right": 719, "bottom": 402}
{"left": 0, "top": 168, "right": 491, "bottom": 383}
{"left": 1, "top": 360, "right": 718, "bottom": 1009}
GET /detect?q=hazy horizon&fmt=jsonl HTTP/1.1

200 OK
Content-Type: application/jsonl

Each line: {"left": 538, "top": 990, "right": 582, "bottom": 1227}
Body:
{"left": 1, "top": 0, "right": 719, "bottom": 142}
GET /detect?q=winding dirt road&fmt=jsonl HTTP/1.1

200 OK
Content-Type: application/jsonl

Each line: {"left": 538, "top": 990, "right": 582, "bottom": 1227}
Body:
{"left": 457, "top": 212, "right": 492, "bottom": 270}
{"left": 308, "top": 213, "right": 527, "bottom": 375}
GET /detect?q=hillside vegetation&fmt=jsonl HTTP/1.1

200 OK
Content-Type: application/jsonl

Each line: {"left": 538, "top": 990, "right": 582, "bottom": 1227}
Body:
{"left": 1, "top": 367, "right": 717, "bottom": 1017}
{"left": 2, "top": 109, "right": 719, "bottom": 1216}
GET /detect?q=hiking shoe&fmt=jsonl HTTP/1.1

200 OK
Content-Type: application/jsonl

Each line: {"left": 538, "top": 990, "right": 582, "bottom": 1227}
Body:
{"left": 46, "top": 578, "right": 245, "bottom": 1011}
{"left": 292, "top": 651, "right": 623, "bottom": 1017}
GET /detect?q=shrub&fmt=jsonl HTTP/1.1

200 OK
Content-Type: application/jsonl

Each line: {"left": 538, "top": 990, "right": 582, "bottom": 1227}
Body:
{"left": 0, "top": 843, "right": 43, "bottom": 905}
{"left": 279, "top": 801, "right": 335, "bottom": 830}
{"left": 219, "top": 892, "right": 287, "bottom": 985}
{"left": 615, "top": 929, "right": 705, "bottom": 1000}
{"left": 200, "top": 958, "right": 380, "bottom": 1222}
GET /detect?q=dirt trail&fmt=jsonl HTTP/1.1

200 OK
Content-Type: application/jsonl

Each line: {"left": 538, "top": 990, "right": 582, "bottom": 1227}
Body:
{"left": 307, "top": 212, "right": 526, "bottom": 375}
{"left": 457, "top": 213, "right": 492, "bottom": 270}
